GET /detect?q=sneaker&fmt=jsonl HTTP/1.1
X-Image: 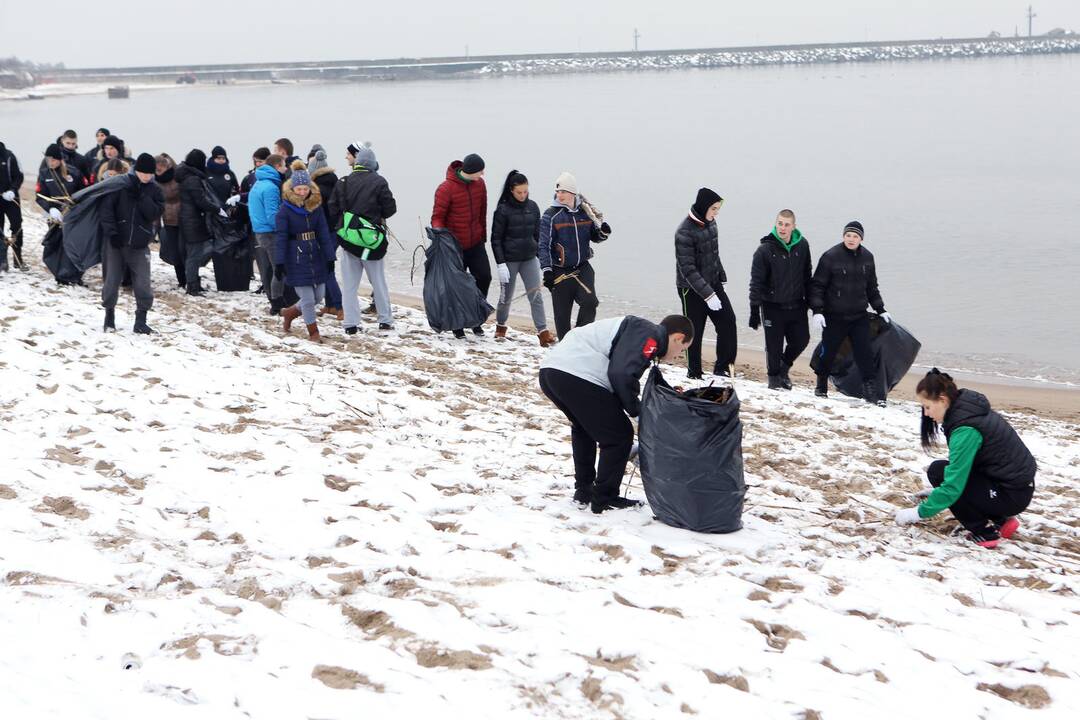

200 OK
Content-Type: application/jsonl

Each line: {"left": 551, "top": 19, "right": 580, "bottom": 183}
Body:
{"left": 591, "top": 496, "right": 644, "bottom": 514}
{"left": 452, "top": 329, "right": 466, "bottom": 339}
{"left": 713, "top": 366, "right": 732, "bottom": 378}
{"left": 966, "top": 527, "right": 1001, "bottom": 549}
{"left": 767, "top": 375, "right": 783, "bottom": 390}
{"left": 572, "top": 487, "right": 592, "bottom": 505}
{"left": 378, "top": 323, "right": 393, "bottom": 331}
{"left": 344, "top": 326, "right": 359, "bottom": 336}
{"left": 472, "top": 326, "right": 485, "bottom": 336}
{"left": 363, "top": 302, "right": 377, "bottom": 315}
{"left": 998, "top": 517, "right": 1020, "bottom": 540}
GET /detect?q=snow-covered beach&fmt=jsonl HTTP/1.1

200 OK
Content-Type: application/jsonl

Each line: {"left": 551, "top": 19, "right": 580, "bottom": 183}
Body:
{"left": 2, "top": 210, "right": 1079, "bottom": 718}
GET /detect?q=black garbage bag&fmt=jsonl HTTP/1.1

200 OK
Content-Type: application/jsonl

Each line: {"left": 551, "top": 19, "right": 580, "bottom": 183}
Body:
{"left": 421, "top": 227, "right": 493, "bottom": 332}
{"left": 41, "top": 225, "right": 83, "bottom": 284}
{"left": 159, "top": 227, "right": 179, "bottom": 267}
{"left": 638, "top": 366, "right": 745, "bottom": 534}
{"left": 810, "top": 316, "right": 921, "bottom": 400}
{"left": 210, "top": 233, "right": 252, "bottom": 291}
{"left": 62, "top": 174, "right": 129, "bottom": 272}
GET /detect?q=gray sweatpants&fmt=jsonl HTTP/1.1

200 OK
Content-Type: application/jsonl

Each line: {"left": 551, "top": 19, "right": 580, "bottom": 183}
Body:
{"left": 496, "top": 257, "right": 547, "bottom": 331}
{"left": 102, "top": 245, "right": 153, "bottom": 312}
{"left": 293, "top": 284, "right": 326, "bottom": 325}
{"left": 254, "top": 232, "right": 283, "bottom": 301}
{"left": 340, "top": 252, "right": 392, "bottom": 327}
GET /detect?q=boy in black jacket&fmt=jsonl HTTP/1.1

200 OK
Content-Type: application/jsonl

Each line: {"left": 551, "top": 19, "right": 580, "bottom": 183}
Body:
{"left": 100, "top": 154, "right": 165, "bottom": 334}
{"left": 0, "top": 141, "right": 25, "bottom": 271}
{"left": 539, "top": 314, "right": 693, "bottom": 514}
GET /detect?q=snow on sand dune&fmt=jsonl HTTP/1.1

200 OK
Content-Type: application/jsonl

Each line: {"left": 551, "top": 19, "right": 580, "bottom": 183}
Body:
{"left": 1, "top": 213, "right": 1079, "bottom": 718}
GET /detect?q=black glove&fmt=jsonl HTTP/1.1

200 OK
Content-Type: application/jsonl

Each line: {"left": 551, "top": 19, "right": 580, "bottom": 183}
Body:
{"left": 327, "top": 260, "right": 335, "bottom": 273}
{"left": 274, "top": 264, "right": 285, "bottom": 281}
{"left": 748, "top": 305, "right": 761, "bottom": 330}
{"left": 600, "top": 221, "right": 611, "bottom": 236}
{"left": 543, "top": 270, "right": 554, "bottom": 290}
{"left": 108, "top": 234, "right": 122, "bottom": 249}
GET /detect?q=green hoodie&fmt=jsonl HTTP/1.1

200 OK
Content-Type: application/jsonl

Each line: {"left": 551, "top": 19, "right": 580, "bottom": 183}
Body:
{"left": 771, "top": 227, "right": 803, "bottom": 252}
{"left": 456, "top": 170, "right": 474, "bottom": 184}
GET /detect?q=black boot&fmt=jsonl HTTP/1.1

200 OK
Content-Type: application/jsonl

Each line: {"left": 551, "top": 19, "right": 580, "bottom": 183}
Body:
{"left": 452, "top": 328, "right": 466, "bottom": 339}
{"left": 103, "top": 308, "right": 116, "bottom": 332}
{"left": 573, "top": 486, "right": 592, "bottom": 505}
{"left": 862, "top": 379, "right": 879, "bottom": 406}
{"left": 472, "top": 325, "right": 485, "bottom": 336}
{"left": 767, "top": 375, "right": 783, "bottom": 390}
{"left": 133, "top": 310, "right": 154, "bottom": 335}
{"left": 815, "top": 374, "right": 828, "bottom": 398}
{"left": 186, "top": 282, "right": 204, "bottom": 297}
{"left": 779, "top": 363, "right": 792, "bottom": 390}
{"left": 591, "top": 496, "right": 643, "bottom": 514}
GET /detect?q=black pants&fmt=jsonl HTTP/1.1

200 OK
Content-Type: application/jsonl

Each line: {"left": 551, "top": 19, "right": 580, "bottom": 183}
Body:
{"left": 0, "top": 198, "right": 23, "bottom": 268}
{"left": 550, "top": 262, "right": 599, "bottom": 340}
{"left": 816, "top": 313, "right": 875, "bottom": 382}
{"left": 928, "top": 460, "right": 1034, "bottom": 533}
{"left": 763, "top": 304, "right": 810, "bottom": 376}
{"left": 461, "top": 243, "right": 492, "bottom": 300}
{"left": 539, "top": 368, "right": 633, "bottom": 504}
{"left": 679, "top": 286, "right": 737, "bottom": 377}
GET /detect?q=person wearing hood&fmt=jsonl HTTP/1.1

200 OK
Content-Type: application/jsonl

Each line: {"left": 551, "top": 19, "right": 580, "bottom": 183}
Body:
{"left": 328, "top": 143, "right": 397, "bottom": 334}
{"left": 205, "top": 145, "right": 241, "bottom": 211}
{"left": 539, "top": 171, "right": 611, "bottom": 340}
{"left": 809, "top": 220, "right": 891, "bottom": 404}
{"left": 250, "top": 153, "right": 287, "bottom": 312}
{"left": 155, "top": 153, "right": 185, "bottom": 287}
{"left": 431, "top": 152, "right": 489, "bottom": 337}
{"left": 307, "top": 146, "right": 343, "bottom": 320}
{"left": 274, "top": 160, "right": 336, "bottom": 343}
{"left": 748, "top": 208, "right": 813, "bottom": 390}
{"left": 675, "top": 187, "right": 735, "bottom": 378}
{"left": 83, "top": 127, "right": 110, "bottom": 174}
{"left": 491, "top": 170, "right": 552, "bottom": 346}
{"left": 99, "top": 153, "right": 165, "bottom": 334}
{"left": 0, "top": 140, "right": 26, "bottom": 272}
{"left": 175, "top": 148, "right": 220, "bottom": 295}
{"left": 895, "top": 369, "right": 1037, "bottom": 549}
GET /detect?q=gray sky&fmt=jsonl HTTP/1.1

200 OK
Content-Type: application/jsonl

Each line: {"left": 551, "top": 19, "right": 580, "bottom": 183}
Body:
{"left": 3, "top": 0, "right": 1078, "bottom": 67}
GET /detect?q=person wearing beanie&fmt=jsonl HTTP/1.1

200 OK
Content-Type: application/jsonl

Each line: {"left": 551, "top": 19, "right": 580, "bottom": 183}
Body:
{"left": 250, "top": 153, "right": 288, "bottom": 312}
{"left": 748, "top": 208, "right": 814, "bottom": 390}
{"left": 90, "top": 135, "right": 130, "bottom": 184}
{"left": 329, "top": 144, "right": 397, "bottom": 334}
{"left": 304, "top": 146, "right": 343, "bottom": 319}
{"left": 675, "top": 187, "right": 736, "bottom": 378}
{"left": 809, "top": 219, "right": 892, "bottom": 405}
{"left": 175, "top": 148, "right": 218, "bottom": 295}
{"left": 35, "top": 143, "right": 86, "bottom": 282}
{"left": 491, "top": 170, "right": 552, "bottom": 346}
{"left": 99, "top": 153, "right": 165, "bottom": 334}
{"left": 274, "top": 159, "right": 337, "bottom": 343}
{"left": 154, "top": 153, "right": 185, "bottom": 288}
{"left": 1, "top": 140, "right": 26, "bottom": 272}
{"left": 83, "top": 127, "right": 111, "bottom": 174}
{"left": 431, "top": 153, "right": 489, "bottom": 337}
{"left": 539, "top": 170, "right": 609, "bottom": 340}
{"left": 205, "top": 145, "right": 240, "bottom": 208}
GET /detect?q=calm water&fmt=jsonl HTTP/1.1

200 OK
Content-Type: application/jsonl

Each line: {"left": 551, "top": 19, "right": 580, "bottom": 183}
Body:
{"left": 3, "top": 55, "right": 1078, "bottom": 385}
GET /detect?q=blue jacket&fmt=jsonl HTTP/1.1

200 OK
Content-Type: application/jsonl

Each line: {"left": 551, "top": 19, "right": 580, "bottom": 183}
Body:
{"left": 539, "top": 197, "right": 601, "bottom": 271}
{"left": 248, "top": 164, "right": 283, "bottom": 233}
{"left": 273, "top": 189, "right": 336, "bottom": 288}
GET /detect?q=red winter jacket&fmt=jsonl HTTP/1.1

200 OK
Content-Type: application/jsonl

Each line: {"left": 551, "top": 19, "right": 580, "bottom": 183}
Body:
{"left": 431, "top": 160, "right": 487, "bottom": 250}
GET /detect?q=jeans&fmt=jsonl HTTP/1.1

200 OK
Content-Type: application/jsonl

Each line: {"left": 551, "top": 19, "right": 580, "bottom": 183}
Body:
{"left": 293, "top": 284, "right": 326, "bottom": 326}
{"left": 340, "top": 251, "right": 392, "bottom": 328}
{"left": 496, "top": 257, "right": 547, "bottom": 331}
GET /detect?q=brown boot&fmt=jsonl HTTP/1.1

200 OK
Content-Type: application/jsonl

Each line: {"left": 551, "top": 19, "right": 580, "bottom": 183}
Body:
{"left": 538, "top": 329, "right": 556, "bottom": 347}
{"left": 281, "top": 305, "right": 301, "bottom": 333}
{"left": 306, "top": 322, "right": 323, "bottom": 344}
{"left": 495, "top": 324, "right": 508, "bottom": 340}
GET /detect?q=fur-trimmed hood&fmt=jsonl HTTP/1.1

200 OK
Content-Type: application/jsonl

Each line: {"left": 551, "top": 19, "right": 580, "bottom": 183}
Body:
{"left": 282, "top": 179, "right": 323, "bottom": 213}
{"left": 310, "top": 166, "right": 336, "bottom": 182}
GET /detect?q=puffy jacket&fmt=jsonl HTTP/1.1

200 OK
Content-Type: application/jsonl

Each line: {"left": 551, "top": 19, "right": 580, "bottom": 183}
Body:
{"left": 158, "top": 173, "right": 181, "bottom": 227}
{"left": 749, "top": 230, "right": 812, "bottom": 309}
{"left": 175, "top": 163, "right": 216, "bottom": 245}
{"left": 205, "top": 161, "right": 240, "bottom": 207}
{"left": 431, "top": 160, "right": 487, "bottom": 250}
{"left": 248, "top": 164, "right": 283, "bottom": 233}
{"left": 539, "top": 198, "right": 602, "bottom": 271}
{"left": 809, "top": 242, "right": 885, "bottom": 318}
{"left": 674, "top": 211, "right": 726, "bottom": 300}
{"left": 943, "top": 390, "right": 1037, "bottom": 489}
{"left": 327, "top": 164, "right": 397, "bottom": 261}
{"left": 99, "top": 173, "right": 165, "bottom": 250}
{"left": 273, "top": 183, "right": 336, "bottom": 287}
{"left": 35, "top": 165, "right": 85, "bottom": 213}
{"left": 491, "top": 196, "right": 540, "bottom": 264}
{"left": 0, "top": 142, "right": 24, "bottom": 195}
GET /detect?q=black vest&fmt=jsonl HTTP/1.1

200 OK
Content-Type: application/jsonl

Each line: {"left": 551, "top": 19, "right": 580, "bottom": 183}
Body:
{"left": 943, "top": 390, "right": 1036, "bottom": 490}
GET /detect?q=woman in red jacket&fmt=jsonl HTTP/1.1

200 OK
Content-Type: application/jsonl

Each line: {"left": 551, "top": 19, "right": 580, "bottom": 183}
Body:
{"left": 431, "top": 153, "right": 489, "bottom": 338}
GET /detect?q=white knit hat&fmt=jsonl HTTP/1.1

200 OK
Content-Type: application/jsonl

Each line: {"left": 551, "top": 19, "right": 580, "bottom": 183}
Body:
{"left": 555, "top": 171, "right": 578, "bottom": 195}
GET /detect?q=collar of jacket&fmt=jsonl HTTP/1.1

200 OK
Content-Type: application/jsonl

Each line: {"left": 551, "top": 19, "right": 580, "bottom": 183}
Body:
{"left": 770, "top": 227, "right": 802, "bottom": 251}
{"left": 351, "top": 164, "right": 372, "bottom": 174}
{"left": 688, "top": 209, "right": 705, "bottom": 227}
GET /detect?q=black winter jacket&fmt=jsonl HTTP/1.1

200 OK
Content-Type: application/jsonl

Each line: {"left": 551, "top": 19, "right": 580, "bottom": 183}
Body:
{"left": 311, "top": 167, "right": 338, "bottom": 228}
{"left": 609, "top": 316, "right": 669, "bottom": 417}
{"left": 749, "top": 233, "right": 812, "bottom": 309}
{"left": 327, "top": 166, "right": 397, "bottom": 261}
{"left": 175, "top": 164, "right": 216, "bottom": 244}
{"left": 809, "top": 243, "right": 885, "bottom": 318}
{"left": 100, "top": 174, "right": 165, "bottom": 250}
{"left": 0, "top": 143, "right": 24, "bottom": 195}
{"left": 35, "top": 166, "right": 84, "bottom": 213}
{"left": 491, "top": 197, "right": 540, "bottom": 264}
{"left": 674, "top": 212, "right": 726, "bottom": 299}
{"left": 943, "top": 390, "right": 1037, "bottom": 489}
{"left": 205, "top": 164, "right": 240, "bottom": 207}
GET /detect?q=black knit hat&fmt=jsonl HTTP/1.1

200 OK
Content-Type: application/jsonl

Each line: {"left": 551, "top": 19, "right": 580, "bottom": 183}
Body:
{"left": 461, "top": 153, "right": 485, "bottom": 174}
{"left": 97, "top": 127, "right": 110, "bottom": 137}
{"left": 185, "top": 148, "right": 207, "bottom": 168}
{"left": 691, "top": 187, "right": 723, "bottom": 220}
{"left": 211, "top": 145, "right": 227, "bottom": 159}
{"left": 103, "top": 135, "right": 123, "bottom": 153}
{"left": 45, "top": 143, "right": 63, "bottom": 161}
{"left": 134, "top": 153, "right": 156, "bottom": 174}
{"left": 843, "top": 220, "right": 864, "bottom": 239}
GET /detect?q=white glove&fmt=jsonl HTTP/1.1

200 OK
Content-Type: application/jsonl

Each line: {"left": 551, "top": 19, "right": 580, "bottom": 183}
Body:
{"left": 895, "top": 507, "right": 922, "bottom": 526}
{"left": 813, "top": 314, "right": 827, "bottom": 331}
{"left": 497, "top": 263, "right": 510, "bottom": 285}
{"left": 880, "top": 312, "right": 892, "bottom": 324}
{"left": 225, "top": 194, "right": 241, "bottom": 206}
{"left": 218, "top": 208, "right": 229, "bottom": 218}
{"left": 49, "top": 207, "right": 63, "bottom": 223}
{"left": 1, "top": 191, "right": 15, "bottom": 202}
{"left": 705, "top": 294, "right": 722, "bottom": 312}
{"left": 913, "top": 487, "right": 933, "bottom": 500}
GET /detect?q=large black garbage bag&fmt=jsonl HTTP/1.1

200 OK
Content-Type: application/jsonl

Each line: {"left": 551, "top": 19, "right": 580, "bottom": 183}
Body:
{"left": 62, "top": 174, "right": 128, "bottom": 272}
{"left": 421, "top": 227, "right": 493, "bottom": 332}
{"left": 639, "top": 366, "right": 745, "bottom": 534}
{"left": 210, "top": 232, "right": 252, "bottom": 291}
{"left": 41, "top": 225, "right": 83, "bottom": 284}
{"left": 810, "top": 316, "right": 921, "bottom": 400}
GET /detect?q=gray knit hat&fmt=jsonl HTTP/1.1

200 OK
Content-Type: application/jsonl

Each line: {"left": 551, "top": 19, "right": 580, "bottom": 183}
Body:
{"left": 307, "top": 149, "right": 328, "bottom": 174}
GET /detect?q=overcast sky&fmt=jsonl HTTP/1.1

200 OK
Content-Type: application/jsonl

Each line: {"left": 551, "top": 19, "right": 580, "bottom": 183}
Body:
{"left": 4, "top": 0, "right": 1078, "bottom": 68}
